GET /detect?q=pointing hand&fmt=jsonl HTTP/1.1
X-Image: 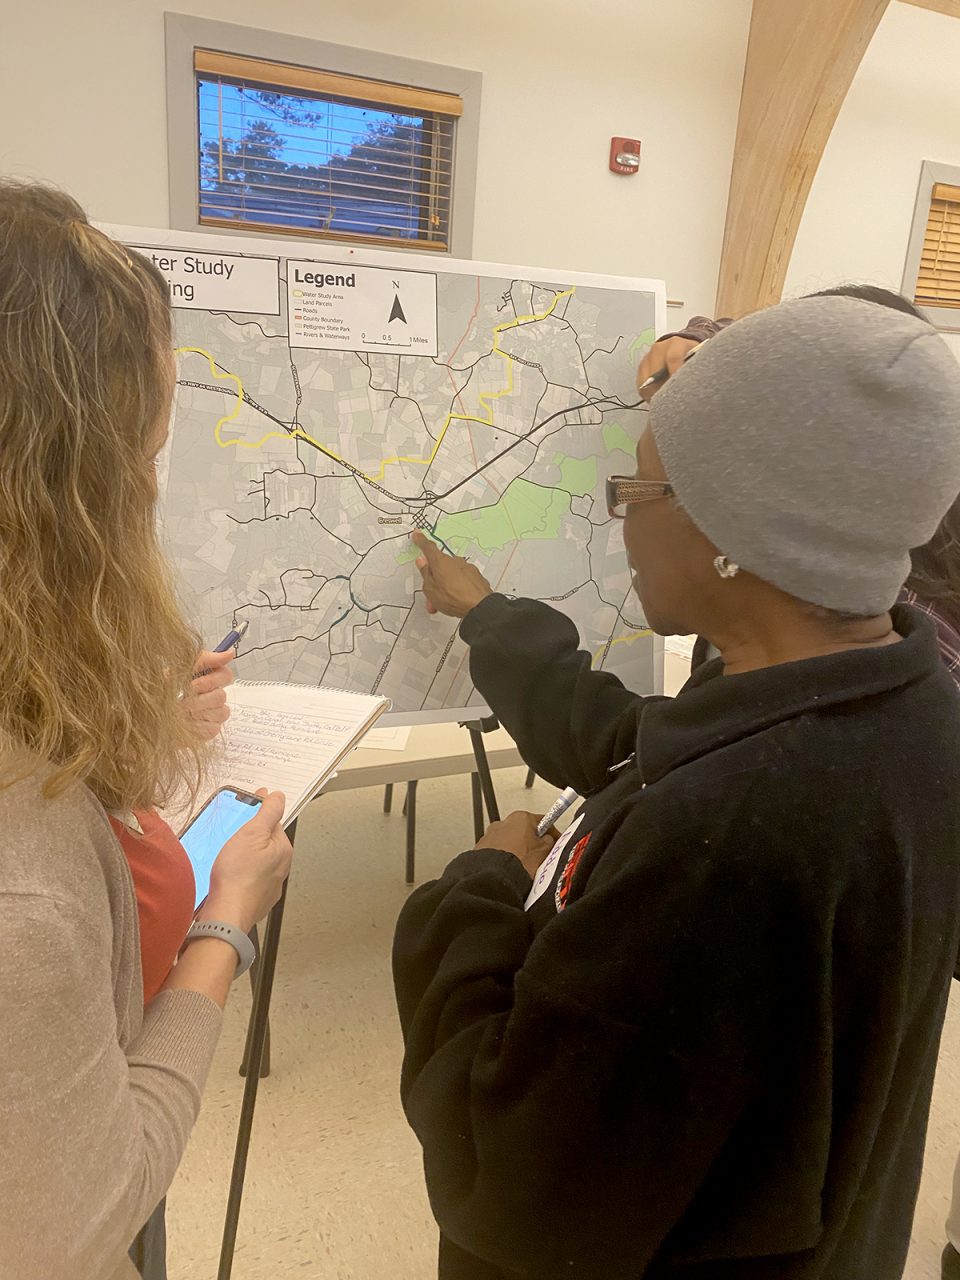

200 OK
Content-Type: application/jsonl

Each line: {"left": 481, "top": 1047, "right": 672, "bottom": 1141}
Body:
{"left": 412, "top": 531, "right": 493, "bottom": 619}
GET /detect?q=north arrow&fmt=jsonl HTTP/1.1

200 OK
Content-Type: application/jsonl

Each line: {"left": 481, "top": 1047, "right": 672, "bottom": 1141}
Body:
{"left": 389, "top": 293, "right": 407, "bottom": 324}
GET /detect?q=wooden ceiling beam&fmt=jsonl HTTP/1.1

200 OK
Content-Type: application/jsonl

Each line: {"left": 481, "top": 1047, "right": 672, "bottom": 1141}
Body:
{"left": 899, "top": 0, "right": 960, "bottom": 18}
{"left": 716, "top": 0, "right": 891, "bottom": 318}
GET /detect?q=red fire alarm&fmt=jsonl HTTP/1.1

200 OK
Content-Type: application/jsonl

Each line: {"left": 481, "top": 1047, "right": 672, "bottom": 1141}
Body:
{"left": 610, "top": 137, "right": 641, "bottom": 175}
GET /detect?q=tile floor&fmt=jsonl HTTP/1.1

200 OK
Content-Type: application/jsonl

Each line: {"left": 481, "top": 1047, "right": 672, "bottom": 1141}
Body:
{"left": 168, "top": 764, "right": 960, "bottom": 1279}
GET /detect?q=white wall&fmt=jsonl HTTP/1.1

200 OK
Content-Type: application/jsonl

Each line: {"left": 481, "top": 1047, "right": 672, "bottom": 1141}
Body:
{"left": 0, "top": 0, "right": 751, "bottom": 321}
{"left": 8, "top": 0, "right": 960, "bottom": 338}
{"left": 788, "top": 1, "right": 960, "bottom": 357}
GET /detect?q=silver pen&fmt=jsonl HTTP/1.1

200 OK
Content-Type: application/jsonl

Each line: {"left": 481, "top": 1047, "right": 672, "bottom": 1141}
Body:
{"left": 638, "top": 346, "right": 701, "bottom": 394}
{"left": 536, "top": 786, "right": 579, "bottom": 838}
{"left": 638, "top": 367, "right": 670, "bottom": 393}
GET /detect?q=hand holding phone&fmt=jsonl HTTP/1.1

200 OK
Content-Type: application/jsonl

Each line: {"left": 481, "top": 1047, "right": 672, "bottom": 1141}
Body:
{"left": 180, "top": 786, "right": 293, "bottom": 932}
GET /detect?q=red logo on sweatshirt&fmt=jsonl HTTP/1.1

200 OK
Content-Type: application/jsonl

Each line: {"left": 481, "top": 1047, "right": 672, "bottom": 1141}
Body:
{"left": 555, "top": 833, "right": 590, "bottom": 911}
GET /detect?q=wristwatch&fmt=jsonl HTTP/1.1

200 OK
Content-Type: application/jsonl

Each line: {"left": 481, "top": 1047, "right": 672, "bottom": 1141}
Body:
{"left": 186, "top": 919, "right": 256, "bottom": 977}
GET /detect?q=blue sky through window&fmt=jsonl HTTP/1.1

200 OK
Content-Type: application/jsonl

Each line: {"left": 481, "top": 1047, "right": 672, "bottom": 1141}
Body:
{"left": 197, "top": 78, "right": 435, "bottom": 241}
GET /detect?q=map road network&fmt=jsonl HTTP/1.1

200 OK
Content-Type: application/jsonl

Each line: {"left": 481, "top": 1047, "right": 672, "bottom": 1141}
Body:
{"left": 155, "top": 243, "right": 660, "bottom": 717}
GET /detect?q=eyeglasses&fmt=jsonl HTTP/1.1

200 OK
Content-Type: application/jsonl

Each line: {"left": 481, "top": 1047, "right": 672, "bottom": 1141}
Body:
{"left": 606, "top": 475, "right": 674, "bottom": 519}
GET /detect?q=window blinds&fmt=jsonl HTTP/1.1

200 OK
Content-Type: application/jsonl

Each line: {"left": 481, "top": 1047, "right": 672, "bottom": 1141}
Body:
{"left": 194, "top": 49, "right": 460, "bottom": 251}
{"left": 916, "top": 182, "right": 960, "bottom": 310}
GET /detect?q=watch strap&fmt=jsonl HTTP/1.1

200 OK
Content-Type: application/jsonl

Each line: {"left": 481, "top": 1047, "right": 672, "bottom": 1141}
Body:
{"left": 186, "top": 919, "right": 256, "bottom": 977}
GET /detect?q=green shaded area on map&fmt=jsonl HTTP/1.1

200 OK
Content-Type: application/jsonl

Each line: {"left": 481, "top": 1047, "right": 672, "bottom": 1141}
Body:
{"left": 552, "top": 453, "right": 598, "bottom": 496}
{"left": 397, "top": 478, "right": 571, "bottom": 562}
{"left": 438, "top": 479, "right": 570, "bottom": 554}
{"left": 628, "top": 327, "right": 657, "bottom": 357}
{"left": 602, "top": 421, "right": 636, "bottom": 461}
{"left": 396, "top": 543, "right": 421, "bottom": 566}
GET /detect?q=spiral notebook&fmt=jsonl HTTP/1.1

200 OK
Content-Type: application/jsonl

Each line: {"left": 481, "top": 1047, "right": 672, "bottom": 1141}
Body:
{"left": 166, "top": 681, "right": 391, "bottom": 834}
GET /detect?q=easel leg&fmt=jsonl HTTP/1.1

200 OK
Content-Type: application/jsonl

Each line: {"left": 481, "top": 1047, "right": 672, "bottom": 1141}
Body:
{"left": 405, "top": 779, "right": 418, "bottom": 884}
{"left": 383, "top": 783, "right": 394, "bottom": 814}
{"left": 524, "top": 767, "right": 536, "bottom": 789}
{"left": 471, "top": 772, "right": 484, "bottom": 841}
{"left": 466, "top": 723, "right": 501, "bottom": 824}
{"left": 239, "top": 922, "right": 270, "bottom": 1079}
{"left": 218, "top": 818, "right": 296, "bottom": 1280}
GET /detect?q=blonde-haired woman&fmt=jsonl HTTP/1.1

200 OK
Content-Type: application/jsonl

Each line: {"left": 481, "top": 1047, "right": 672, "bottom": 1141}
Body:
{"left": 0, "top": 181, "right": 293, "bottom": 1280}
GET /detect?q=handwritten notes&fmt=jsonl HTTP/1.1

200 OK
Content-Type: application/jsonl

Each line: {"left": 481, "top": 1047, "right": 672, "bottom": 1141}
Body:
{"left": 222, "top": 685, "right": 387, "bottom": 823}
{"left": 163, "top": 682, "right": 388, "bottom": 833}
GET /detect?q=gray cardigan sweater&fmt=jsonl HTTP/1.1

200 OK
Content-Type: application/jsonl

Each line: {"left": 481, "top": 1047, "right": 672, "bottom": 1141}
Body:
{"left": 0, "top": 771, "right": 222, "bottom": 1279}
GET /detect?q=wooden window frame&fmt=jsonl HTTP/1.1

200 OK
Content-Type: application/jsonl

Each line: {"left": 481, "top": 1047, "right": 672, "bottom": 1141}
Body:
{"left": 166, "top": 14, "right": 481, "bottom": 257}
{"left": 904, "top": 160, "right": 960, "bottom": 332}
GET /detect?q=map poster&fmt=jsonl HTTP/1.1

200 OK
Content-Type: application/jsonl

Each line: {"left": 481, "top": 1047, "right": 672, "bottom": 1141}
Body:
{"left": 106, "top": 225, "right": 666, "bottom": 724}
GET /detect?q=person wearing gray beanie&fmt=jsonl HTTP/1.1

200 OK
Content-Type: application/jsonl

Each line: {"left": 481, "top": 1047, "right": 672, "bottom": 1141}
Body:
{"left": 649, "top": 294, "right": 960, "bottom": 620}
{"left": 638, "top": 285, "right": 960, "bottom": 676}
{"left": 392, "top": 293, "right": 960, "bottom": 1280}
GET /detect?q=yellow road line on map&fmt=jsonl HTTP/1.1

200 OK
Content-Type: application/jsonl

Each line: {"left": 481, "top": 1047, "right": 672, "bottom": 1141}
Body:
{"left": 174, "top": 347, "right": 252, "bottom": 445}
{"left": 177, "top": 346, "right": 333, "bottom": 454}
{"left": 179, "top": 286, "right": 575, "bottom": 477}
{"left": 594, "top": 627, "right": 653, "bottom": 663}
{"left": 366, "top": 287, "right": 576, "bottom": 482}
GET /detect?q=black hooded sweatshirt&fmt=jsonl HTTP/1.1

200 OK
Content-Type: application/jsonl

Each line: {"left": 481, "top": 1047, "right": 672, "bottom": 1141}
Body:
{"left": 393, "top": 597, "right": 960, "bottom": 1280}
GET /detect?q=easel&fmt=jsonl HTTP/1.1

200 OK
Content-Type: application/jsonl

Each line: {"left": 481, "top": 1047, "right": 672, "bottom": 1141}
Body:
{"left": 217, "top": 819, "right": 295, "bottom": 1280}
{"left": 463, "top": 714, "right": 502, "bottom": 830}
{"left": 215, "top": 717, "right": 505, "bottom": 1280}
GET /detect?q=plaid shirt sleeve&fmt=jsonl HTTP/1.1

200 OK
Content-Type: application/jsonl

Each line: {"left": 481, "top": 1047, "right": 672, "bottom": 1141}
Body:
{"left": 900, "top": 588, "right": 960, "bottom": 691}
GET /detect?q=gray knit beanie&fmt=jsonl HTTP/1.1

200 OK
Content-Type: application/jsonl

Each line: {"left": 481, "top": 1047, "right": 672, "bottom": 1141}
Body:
{"left": 650, "top": 295, "right": 960, "bottom": 615}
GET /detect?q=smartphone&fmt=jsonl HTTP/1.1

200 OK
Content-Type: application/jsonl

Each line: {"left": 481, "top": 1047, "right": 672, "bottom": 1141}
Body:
{"left": 179, "top": 787, "right": 262, "bottom": 909}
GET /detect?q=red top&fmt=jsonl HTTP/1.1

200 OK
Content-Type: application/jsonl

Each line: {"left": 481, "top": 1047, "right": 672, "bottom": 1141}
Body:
{"left": 109, "top": 809, "right": 196, "bottom": 1003}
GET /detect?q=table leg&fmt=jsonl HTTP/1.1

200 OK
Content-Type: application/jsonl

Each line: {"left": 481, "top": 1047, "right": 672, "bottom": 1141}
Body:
{"left": 471, "top": 772, "right": 484, "bottom": 841}
{"left": 405, "top": 779, "right": 418, "bottom": 884}
{"left": 383, "top": 783, "right": 394, "bottom": 813}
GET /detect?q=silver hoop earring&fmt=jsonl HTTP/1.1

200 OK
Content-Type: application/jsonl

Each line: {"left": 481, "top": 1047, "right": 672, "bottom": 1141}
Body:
{"left": 713, "top": 555, "right": 740, "bottom": 580}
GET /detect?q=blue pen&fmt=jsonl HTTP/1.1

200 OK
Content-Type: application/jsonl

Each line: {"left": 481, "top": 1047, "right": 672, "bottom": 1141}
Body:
{"left": 213, "top": 619, "right": 249, "bottom": 653}
{"left": 196, "top": 620, "right": 249, "bottom": 677}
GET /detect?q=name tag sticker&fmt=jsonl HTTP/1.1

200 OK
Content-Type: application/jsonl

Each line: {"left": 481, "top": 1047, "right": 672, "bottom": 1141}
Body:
{"left": 525, "top": 814, "right": 585, "bottom": 911}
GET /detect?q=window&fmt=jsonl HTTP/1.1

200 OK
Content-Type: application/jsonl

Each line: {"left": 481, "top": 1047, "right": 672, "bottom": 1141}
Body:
{"left": 914, "top": 183, "right": 960, "bottom": 311}
{"left": 166, "top": 16, "right": 481, "bottom": 256}
{"left": 904, "top": 161, "right": 960, "bottom": 331}
{"left": 195, "top": 52, "right": 459, "bottom": 251}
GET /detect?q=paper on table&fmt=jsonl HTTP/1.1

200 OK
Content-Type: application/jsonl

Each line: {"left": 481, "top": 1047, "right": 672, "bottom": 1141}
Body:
{"left": 360, "top": 724, "right": 413, "bottom": 752}
{"left": 665, "top": 634, "right": 696, "bottom": 660}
